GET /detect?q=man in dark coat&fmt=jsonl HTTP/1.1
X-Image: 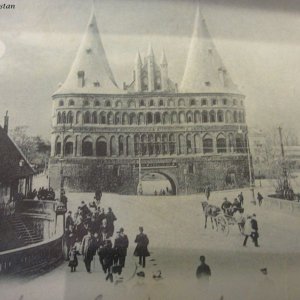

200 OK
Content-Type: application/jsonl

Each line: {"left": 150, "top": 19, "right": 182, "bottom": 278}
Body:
{"left": 95, "top": 188, "right": 102, "bottom": 205}
{"left": 66, "top": 211, "right": 74, "bottom": 230}
{"left": 134, "top": 226, "right": 150, "bottom": 268}
{"left": 250, "top": 214, "right": 259, "bottom": 247}
{"left": 257, "top": 192, "right": 263, "bottom": 206}
{"left": 114, "top": 227, "right": 129, "bottom": 270}
{"left": 81, "top": 231, "right": 95, "bottom": 273}
{"left": 106, "top": 207, "right": 117, "bottom": 237}
{"left": 65, "top": 224, "right": 76, "bottom": 260}
{"left": 81, "top": 201, "right": 91, "bottom": 220}
{"left": 196, "top": 255, "right": 211, "bottom": 281}
{"left": 221, "top": 197, "right": 232, "bottom": 215}
{"left": 238, "top": 192, "right": 244, "bottom": 206}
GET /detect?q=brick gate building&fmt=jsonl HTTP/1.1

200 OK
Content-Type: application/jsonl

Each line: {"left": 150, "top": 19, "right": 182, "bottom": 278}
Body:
{"left": 49, "top": 6, "right": 250, "bottom": 195}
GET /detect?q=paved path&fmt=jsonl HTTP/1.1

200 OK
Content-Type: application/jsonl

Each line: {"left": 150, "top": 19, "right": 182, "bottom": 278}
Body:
{"left": 2, "top": 187, "right": 300, "bottom": 300}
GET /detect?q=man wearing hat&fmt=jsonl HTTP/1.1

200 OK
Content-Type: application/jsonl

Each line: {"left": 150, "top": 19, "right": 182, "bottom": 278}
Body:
{"left": 114, "top": 227, "right": 129, "bottom": 270}
{"left": 134, "top": 226, "right": 150, "bottom": 268}
{"left": 65, "top": 211, "right": 74, "bottom": 230}
{"left": 251, "top": 214, "right": 259, "bottom": 247}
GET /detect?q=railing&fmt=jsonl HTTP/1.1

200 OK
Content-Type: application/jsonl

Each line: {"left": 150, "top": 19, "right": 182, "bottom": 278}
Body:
{"left": 15, "top": 199, "right": 57, "bottom": 216}
{"left": 263, "top": 196, "right": 300, "bottom": 215}
{"left": 0, "top": 234, "right": 63, "bottom": 275}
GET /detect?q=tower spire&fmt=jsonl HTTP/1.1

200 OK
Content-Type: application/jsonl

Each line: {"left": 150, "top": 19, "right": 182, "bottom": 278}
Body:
{"left": 135, "top": 50, "right": 142, "bottom": 66}
{"left": 147, "top": 43, "right": 154, "bottom": 57}
{"left": 160, "top": 49, "right": 168, "bottom": 66}
{"left": 54, "top": 4, "right": 121, "bottom": 95}
{"left": 180, "top": 4, "right": 237, "bottom": 93}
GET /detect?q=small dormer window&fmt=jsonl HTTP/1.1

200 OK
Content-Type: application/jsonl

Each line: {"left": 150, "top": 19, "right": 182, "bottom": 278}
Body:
{"left": 86, "top": 48, "right": 92, "bottom": 54}
{"left": 59, "top": 100, "right": 64, "bottom": 106}
{"left": 205, "top": 81, "right": 211, "bottom": 86}
{"left": 94, "top": 81, "right": 100, "bottom": 87}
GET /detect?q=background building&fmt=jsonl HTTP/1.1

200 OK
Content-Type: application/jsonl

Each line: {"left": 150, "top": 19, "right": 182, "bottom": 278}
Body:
{"left": 49, "top": 6, "right": 250, "bottom": 195}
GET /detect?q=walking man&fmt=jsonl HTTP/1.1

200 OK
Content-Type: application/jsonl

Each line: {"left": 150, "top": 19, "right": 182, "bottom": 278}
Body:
{"left": 204, "top": 185, "right": 211, "bottom": 200}
{"left": 114, "top": 227, "right": 129, "bottom": 270}
{"left": 238, "top": 192, "right": 244, "bottom": 207}
{"left": 257, "top": 192, "right": 263, "bottom": 206}
{"left": 251, "top": 214, "right": 259, "bottom": 247}
{"left": 243, "top": 214, "right": 259, "bottom": 247}
{"left": 243, "top": 215, "right": 252, "bottom": 247}
{"left": 81, "top": 230, "right": 95, "bottom": 273}
{"left": 134, "top": 226, "right": 150, "bottom": 268}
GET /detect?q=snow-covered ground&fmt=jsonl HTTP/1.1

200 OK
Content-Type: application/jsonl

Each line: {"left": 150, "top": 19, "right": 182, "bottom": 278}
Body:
{"left": 2, "top": 185, "right": 300, "bottom": 300}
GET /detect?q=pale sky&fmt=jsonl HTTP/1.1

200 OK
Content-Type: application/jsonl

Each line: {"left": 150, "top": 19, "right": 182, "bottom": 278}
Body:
{"left": 0, "top": 0, "right": 300, "bottom": 139}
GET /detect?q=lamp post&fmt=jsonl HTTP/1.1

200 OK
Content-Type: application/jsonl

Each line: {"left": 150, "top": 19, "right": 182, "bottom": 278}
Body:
{"left": 55, "top": 121, "right": 73, "bottom": 234}
{"left": 239, "top": 127, "right": 256, "bottom": 204}
{"left": 246, "top": 131, "right": 256, "bottom": 204}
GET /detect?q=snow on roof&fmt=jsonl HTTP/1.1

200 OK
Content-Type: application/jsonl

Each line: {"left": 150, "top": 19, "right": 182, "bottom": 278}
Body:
{"left": 54, "top": 9, "right": 122, "bottom": 95}
{"left": 180, "top": 6, "right": 239, "bottom": 94}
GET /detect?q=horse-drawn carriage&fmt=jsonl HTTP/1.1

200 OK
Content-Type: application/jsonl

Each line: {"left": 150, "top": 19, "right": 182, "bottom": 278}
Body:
{"left": 201, "top": 201, "right": 244, "bottom": 236}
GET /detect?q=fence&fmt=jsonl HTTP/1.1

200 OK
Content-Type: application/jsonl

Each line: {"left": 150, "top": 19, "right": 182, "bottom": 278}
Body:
{"left": 0, "top": 234, "right": 63, "bottom": 275}
{"left": 263, "top": 196, "right": 300, "bottom": 215}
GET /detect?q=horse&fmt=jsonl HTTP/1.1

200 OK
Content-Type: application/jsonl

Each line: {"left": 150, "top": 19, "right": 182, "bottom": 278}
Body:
{"left": 201, "top": 201, "right": 221, "bottom": 230}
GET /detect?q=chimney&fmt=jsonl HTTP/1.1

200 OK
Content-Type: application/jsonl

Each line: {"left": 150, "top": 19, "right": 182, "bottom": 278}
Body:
{"left": 4, "top": 111, "right": 8, "bottom": 133}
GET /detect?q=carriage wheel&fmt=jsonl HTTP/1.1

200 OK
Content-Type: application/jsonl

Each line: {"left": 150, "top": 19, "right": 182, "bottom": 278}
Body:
{"left": 216, "top": 215, "right": 229, "bottom": 236}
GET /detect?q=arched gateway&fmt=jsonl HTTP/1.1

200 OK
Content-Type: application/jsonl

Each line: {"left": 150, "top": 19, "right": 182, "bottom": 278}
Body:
{"left": 49, "top": 5, "right": 251, "bottom": 195}
{"left": 138, "top": 171, "right": 177, "bottom": 195}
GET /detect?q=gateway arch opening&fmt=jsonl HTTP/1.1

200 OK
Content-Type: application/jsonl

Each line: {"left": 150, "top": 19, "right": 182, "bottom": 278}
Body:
{"left": 138, "top": 172, "right": 176, "bottom": 195}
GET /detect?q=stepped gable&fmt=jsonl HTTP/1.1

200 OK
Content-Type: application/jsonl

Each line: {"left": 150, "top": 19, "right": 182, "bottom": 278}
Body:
{"left": 180, "top": 5, "right": 239, "bottom": 94}
{"left": 54, "top": 9, "right": 121, "bottom": 95}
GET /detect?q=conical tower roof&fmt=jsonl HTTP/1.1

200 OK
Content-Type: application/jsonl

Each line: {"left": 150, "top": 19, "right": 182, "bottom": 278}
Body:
{"left": 54, "top": 9, "right": 121, "bottom": 95}
{"left": 180, "top": 6, "right": 239, "bottom": 94}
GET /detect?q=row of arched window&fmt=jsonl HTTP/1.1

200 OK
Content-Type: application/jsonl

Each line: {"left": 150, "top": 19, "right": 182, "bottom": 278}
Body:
{"left": 54, "top": 133, "right": 247, "bottom": 157}
{"left": 57, "top": 97, "right": 243, "bottom": 108}
{"left": 56, "top": 109, "right": 245, "bottom": 125}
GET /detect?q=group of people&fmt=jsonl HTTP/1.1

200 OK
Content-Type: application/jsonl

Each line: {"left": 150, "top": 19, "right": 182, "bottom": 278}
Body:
{"left": 26, "top": 187, "right": 56, "bottom": 200}
{"left": 219, "top": 192, "right": 260, "bottom": 247}
{"left": 65, "top": 196, "right": 150, "bottom": 282}
{"left": 153, "top": 187, "right": 171, "bottom": 196}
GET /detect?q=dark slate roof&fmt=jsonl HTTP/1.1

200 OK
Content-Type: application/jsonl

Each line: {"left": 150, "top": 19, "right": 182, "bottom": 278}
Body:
{"left": 0, "top": 126, "right": 35, "bottom": 183}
